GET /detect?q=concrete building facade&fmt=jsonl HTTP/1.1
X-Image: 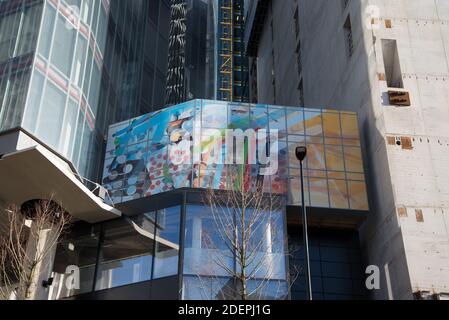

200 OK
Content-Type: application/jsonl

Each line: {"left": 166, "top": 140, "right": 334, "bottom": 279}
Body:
{"left": 245, "top": 0, "right": 304, "bottom": 106}
{"left": 245, "top": 0, "right": 449, "bottom": 299}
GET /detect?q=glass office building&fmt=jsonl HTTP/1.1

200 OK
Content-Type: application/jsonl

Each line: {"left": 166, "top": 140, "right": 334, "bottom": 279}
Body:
{"left": 0, "top": 0, "right": 42, "bottom": 131}
{"left": 46, "top": 100, "right": 369, "bottom": 300}
{"left": 50, "top": 190, "right": 288, "bottom": 300}
{"left": 0, "top": 1, "right": 369, "bottom": 301}
{"left": 0, "top": 0, "right": 170, "bottom": 180}
{"left": 165, "top": 0, "right": 214, "bottom": 105}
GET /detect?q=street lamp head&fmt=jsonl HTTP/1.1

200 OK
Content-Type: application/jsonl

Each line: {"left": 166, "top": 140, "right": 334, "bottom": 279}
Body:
{"left": 295, "top": 146, "right": 307, "bottom": 162}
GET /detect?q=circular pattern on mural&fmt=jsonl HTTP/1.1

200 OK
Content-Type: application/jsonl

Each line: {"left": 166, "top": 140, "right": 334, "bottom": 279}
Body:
{"left": 127, "top": 176, "right": 138, "bottom": 185}
{"left": 124, "top": 164, "right": 133, "bottom": 174}
{"left": 126, "top": 186, "right": 137, "bottom": 196}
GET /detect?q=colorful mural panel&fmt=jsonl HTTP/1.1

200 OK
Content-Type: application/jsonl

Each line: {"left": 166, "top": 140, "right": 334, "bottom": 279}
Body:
{"left": 102, "top": 100, "right": 369, "bottom": 211}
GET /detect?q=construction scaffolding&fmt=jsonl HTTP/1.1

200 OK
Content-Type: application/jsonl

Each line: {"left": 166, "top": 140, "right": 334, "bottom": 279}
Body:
{"left": 218, "top": 0, "right": 234, "bottom": 101}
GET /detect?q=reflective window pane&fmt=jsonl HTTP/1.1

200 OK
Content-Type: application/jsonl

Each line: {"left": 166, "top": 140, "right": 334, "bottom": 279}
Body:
{"left": 96, "top": 4, "right": 108, "bottom": 52}
{"left": 328, "top": 179, "right": 349, "bottom": 208}
{"left": 153, "top": 206, "right": 181, "bottom": 279}
{"left": 242, "top": 208, "right": 287, "bottom": 280}
{"left": 50, "top": 224, "right": 100, "bottom": 299}
{"left": 288, "top": 176, "right": 310, "bottom": 206}
{"left": 250, "top": 104, "right": 268, "bottom": 127}
{"left": 182, "top": 276, "right": 231, "bottom": 300}
{"left": 229, "top": 103, "right": 250, "bottom": 128}
{"left": 305, "top": 112, "right": 322, "bottom": 136}
{"left": 0, "top": 76, "right": 7, "bottom": 122}
{"left": 0, "top": 10, "right": 21, "bottom": 62}
{"left": 325, "top": 145, "right": 345, "bottom": 172}
{"left": 323, "top": 112, "right": 341, "bottom": 138}
{"left": 183, "top": 202, "right": 288, "bottom": 300}
{"left": 72, "top": 34, "right": 87, "bottom": 88}
{"left": 60, "top": 99, "right": 79, "bottom": 158}
{"left": 35, "top": 81, "right": 66, "bottom": 149}
{"left": 309, "top": 177, "right": 329, "bottom": 207}
{"left": 95, "top": 217, "right": 155, "bottom": 290}
{"left": 184, "top": 205, "right": 232, "bottom": 277}
{"left": 247, "top": 280, "right": 288, "bottom": 300}
{"left": 348, "top": 181, "right": 369, "bottom": 210}
{"left": 286, "top": 109, "right": 304, "bottom": 135}
{"left": 268, "top": 107, "right": 286, "bottom": 134}
{"left": 22, "top": 71, "right": 45, "bottom": 132}
{"left": 38, "top": 3, "right": 56, "bottom": 59}
{"left": 343, "top": 147, "right": 363, "bottom": 173}
{"left": 341, "top": 114, "right": 359, "bottom": 140}
{"left": 0, "top": 69, "right": 30, "bottom": 130}
{"left": 202, "top": 101, "right": 228, "bottom": 128}
{"left": 16, "top": 4, "right": 42, "bottom": 57}
{"left": 306, "top": 144, "right": 326, "bottom": 170}
{"left": 51, "top": 14, "right": 76, "bottom": 76}
{"left": 81, "top": 0, "right": 93, "bottom": 25}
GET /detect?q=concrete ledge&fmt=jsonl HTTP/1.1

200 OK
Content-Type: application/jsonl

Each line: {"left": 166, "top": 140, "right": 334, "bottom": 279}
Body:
{"left": 0, "top": 129, "right": 121, "bottom": 223}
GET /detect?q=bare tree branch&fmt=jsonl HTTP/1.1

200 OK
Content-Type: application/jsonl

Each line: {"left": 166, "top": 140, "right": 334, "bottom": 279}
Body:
{"left": 0, "top": 199, "right": 71, "bottom": 300}
{"left": 195, "top": 165, "right": 289, "bottom": 300}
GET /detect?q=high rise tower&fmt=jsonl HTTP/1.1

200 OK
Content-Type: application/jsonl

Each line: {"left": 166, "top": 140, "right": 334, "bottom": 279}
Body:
{"left": 165, "top": 0, "right": 248, "bottom": 106}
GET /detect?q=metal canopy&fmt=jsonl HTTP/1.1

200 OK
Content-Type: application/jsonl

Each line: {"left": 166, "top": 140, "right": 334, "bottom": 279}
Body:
{"left": 0, "top": 145, "right": 121, "bottom": 223}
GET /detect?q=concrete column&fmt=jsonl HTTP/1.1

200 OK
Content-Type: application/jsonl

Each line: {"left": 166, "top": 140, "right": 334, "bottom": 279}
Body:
{"left": 24, "top": 223, "right": 58, "bottom": 300}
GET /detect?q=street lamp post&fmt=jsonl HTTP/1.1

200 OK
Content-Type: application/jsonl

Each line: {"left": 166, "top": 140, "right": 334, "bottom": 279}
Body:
{"left": 295, "top": 146, "right": 312, "bottom": 300}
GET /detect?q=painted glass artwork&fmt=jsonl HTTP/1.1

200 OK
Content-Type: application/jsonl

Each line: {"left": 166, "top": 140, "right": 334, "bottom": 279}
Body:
{"left": 102, "top": 100, "right": 369, "bottom": 211}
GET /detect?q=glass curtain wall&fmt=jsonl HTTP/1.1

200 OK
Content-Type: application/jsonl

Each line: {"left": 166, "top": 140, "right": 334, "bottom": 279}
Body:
{"left": 50, "top": 205, "right": 181, "bottom": 299}
{"left": 20, "top": 0, "right": 114, "bottom": 180}
{"left": 50, "top": 199, "right": 287, "bottom": 301}
{"left": 0, "top": 0, "right": 171, "bottom": 181}
{"left": 14, "top": 0, "right": 168, "bottom": 181}
{"left": 165, "top": 0, "right": 214, "bottom": 106}
{"left": 182, "top": 203, "right": 288, "bottom": 300}
{"left": 50, "top": 223, "right": 101, "bottom": 299}
{"left": 288, "top": 228, "right": 367, "bottom": 300}
{"left": 0, "top": 0, "right": 43, "bottom": 131}
{"left": 95, "top": 216, "right": 155, "bottom": 291}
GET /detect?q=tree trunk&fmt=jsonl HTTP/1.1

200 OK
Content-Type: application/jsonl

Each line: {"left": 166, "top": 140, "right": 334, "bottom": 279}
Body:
{"left": 23, "top": 225, "right": 58, "bottom": 300}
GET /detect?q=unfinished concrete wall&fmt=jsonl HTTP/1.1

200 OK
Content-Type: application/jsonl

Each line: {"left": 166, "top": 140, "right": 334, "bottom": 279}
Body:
{"left": 294, "top": 0, "right": 449, "bottom": 298}
{"left": 255, "top": 0, "right": 302, "bottom": 106}
{"left": 374, "top": 0, "right": 449, "bottom": 296}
